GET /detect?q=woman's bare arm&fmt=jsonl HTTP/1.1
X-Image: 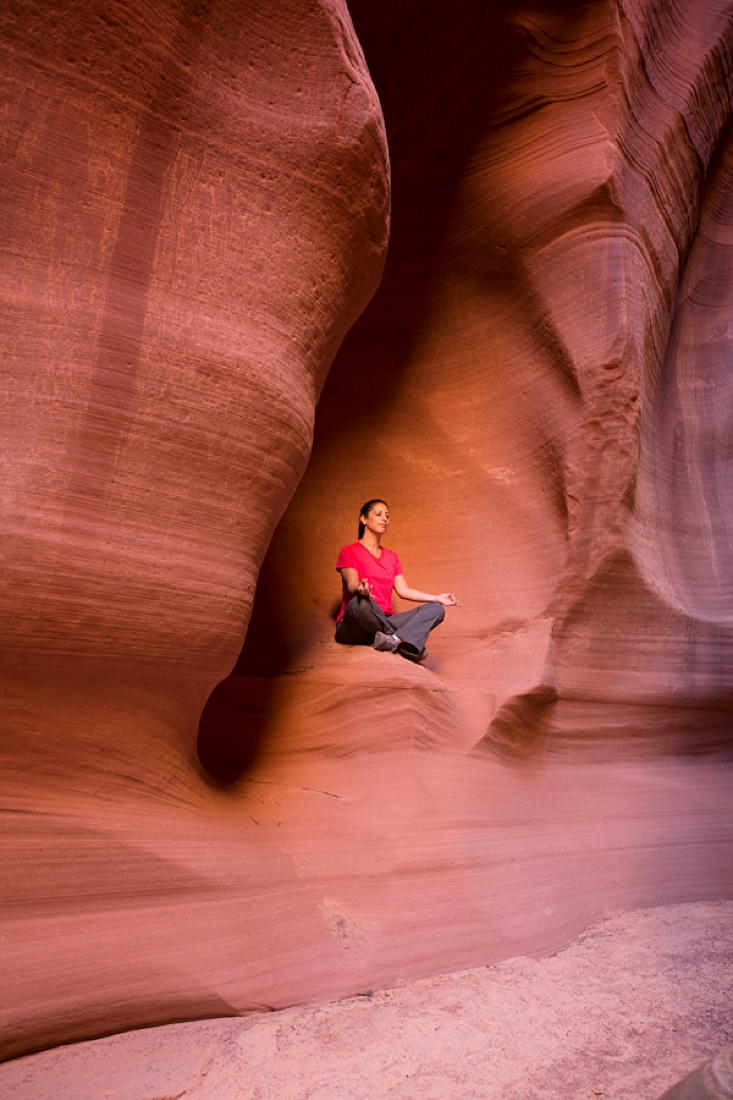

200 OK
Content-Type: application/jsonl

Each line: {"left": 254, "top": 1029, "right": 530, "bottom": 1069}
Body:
{"left": 339, "top": 567, "right": 372, "bottom": 597}
{"left": 393, "top": 574, "right": 461, "bottom": 606}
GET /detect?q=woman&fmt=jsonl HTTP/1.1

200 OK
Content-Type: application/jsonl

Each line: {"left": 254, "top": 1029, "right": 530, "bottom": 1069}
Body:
{"left": 335, "top": 499, "right": 461, "bottom": 662}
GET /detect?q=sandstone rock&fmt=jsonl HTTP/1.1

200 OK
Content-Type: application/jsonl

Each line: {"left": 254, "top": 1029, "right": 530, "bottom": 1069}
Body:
{"left": 2, "top": 902, "right": 732, "bottom": 1099}
{"left": 253, "top": 0, "right": 733, "bottom": 731}
{"left": 3, "top": 0, "right": 733, "bottom": 1066}
{"left": 0, "top": 0, "right": 387, "bottom": 1059}
{"left": 199, "top": 0, "right": 733, "bottom": 1049}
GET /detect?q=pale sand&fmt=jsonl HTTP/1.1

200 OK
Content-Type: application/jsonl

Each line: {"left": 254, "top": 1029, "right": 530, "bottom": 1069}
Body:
{"left": 3, "top": 901, "right": 732, "bottom": 1100}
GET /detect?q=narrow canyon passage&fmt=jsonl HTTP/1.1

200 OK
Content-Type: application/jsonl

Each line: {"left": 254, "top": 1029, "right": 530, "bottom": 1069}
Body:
{"left": 1, "top": 0, "right": 732, "bottom": 1074}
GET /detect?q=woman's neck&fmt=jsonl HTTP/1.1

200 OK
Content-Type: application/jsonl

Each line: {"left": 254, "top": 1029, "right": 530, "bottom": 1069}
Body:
{"left": 360, "top": 532, "right": 382, "bottom": 555}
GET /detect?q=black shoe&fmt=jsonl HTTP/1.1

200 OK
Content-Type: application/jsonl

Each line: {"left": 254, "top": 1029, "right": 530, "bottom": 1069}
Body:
{"left": 397, "top": 644, "right": 428, "bottom": 663}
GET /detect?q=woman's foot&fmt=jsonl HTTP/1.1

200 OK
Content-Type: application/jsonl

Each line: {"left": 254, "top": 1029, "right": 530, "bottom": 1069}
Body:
{"left": 373, "top": 631, "right": 400, "bottom": 652}
{"left": 397, "top": 644, "right": 428, "bottom": 663}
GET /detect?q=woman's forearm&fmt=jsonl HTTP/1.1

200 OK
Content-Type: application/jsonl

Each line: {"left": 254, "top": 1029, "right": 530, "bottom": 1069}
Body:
{"left": 394, "top": 582, "right": 462, "bottom": 607}
{"left": 397, "top": 586, "right": 437, "bottom": 603}
{"left": 340, "top": 568, "right": 371, "bottom": 598}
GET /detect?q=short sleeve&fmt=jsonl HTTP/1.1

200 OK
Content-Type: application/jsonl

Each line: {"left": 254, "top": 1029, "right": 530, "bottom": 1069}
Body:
{"left": 336, "top": 543, "right": 359, "bottom": 572}
{"left": 392, "top": 552, "right": 403, "bottom": 577}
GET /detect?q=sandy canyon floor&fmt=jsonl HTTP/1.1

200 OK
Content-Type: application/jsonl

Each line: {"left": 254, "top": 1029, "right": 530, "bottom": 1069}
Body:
{"left": 3, "top": 901, "right": 732, "bottom": 1100}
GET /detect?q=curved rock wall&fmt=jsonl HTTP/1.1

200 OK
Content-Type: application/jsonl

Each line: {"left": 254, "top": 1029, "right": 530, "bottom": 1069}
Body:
{"left": 2, "top": 0, "right": 733, "bottom": 1065}
{"left": 198, "top": 0, "right": 733, "bottom": 1032}
{"left": 0, "top": 0, "right": 388, "bottom": 1059}
{"left": 242, "top": 0, "right": 733, "bottom": 742}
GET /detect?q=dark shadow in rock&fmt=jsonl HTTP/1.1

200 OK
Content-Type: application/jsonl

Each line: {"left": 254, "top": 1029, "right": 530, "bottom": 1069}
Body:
{"left": 477, "top": 688, "right": 559, "bottom": 763}
{"left": 197, "top": 555, "right": 290, "bottom": 782}
{"left": 197, "top": 674, "right": 276, "bottom": 783}
{"left": 657, "top": 1046, "right": 733, "bottom": 1100}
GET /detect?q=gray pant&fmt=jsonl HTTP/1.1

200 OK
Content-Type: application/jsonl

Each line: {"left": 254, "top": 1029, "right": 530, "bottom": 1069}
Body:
{"left": 335, "top": 596, "right": 445, "bottom": 654}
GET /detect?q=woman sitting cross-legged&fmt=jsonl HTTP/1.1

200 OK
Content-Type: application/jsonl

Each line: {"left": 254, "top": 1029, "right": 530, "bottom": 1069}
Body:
{"left": 335, "top": 499, "right": 461, "bottom": 663}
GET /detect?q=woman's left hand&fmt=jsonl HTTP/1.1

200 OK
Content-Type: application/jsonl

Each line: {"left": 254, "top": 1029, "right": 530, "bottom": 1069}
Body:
{"left": 436, "top": 593, "right": 462, "bottom": 607}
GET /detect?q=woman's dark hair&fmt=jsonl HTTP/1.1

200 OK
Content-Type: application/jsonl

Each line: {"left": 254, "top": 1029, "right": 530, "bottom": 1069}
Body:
{"left": 358, "top": 499, "right": 388, "bottom": 539}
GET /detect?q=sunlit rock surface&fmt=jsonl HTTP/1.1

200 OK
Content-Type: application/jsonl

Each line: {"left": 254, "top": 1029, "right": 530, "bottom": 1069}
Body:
{"left": 2, "top": 0, "right": 733, "bottom": 1065}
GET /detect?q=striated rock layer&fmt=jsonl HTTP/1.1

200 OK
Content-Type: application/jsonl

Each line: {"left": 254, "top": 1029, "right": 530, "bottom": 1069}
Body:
{"left": 2, "top": 902, "right": 732, "bottom": 1100}
{"left": 244, "top": 0, "right": 733, "bottom": 740}
{"left": 0, "top": 0, "right": 388, "bottom": 1059}
{"left": 2, "top": 0, "right": 733, "bottom": 1064}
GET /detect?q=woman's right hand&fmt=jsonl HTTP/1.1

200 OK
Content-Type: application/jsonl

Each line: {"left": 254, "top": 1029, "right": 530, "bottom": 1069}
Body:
{"left": 436, "top": 592, "right": 462, "bottom": 607}
{"left": 356, "top": 578, "right": 373, "bottom": 598}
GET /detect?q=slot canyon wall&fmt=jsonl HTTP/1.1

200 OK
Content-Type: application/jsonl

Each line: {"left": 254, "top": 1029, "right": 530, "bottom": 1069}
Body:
{"left": 2, "top": 0, "right": 733, "bottom": 1065}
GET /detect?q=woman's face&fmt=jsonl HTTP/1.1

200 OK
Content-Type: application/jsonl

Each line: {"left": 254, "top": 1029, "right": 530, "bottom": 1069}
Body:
{"left": 361, "top": 502, "right": 390, "bottom": 537}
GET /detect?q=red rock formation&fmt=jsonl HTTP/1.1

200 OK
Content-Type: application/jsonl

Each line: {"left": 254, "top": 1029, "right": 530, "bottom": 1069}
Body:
{"left": 0, "top": 0, "right": 387, "bottom": 1059}
{"left": 244, "top": 0, "right": 733, "bottom": 743}
{"left": 2, "top": 0, "right": 733, "bottom": 1065}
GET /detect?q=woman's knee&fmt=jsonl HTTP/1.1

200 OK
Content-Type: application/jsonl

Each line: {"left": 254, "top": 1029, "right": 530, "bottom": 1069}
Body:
{"left": 336, "top": 613, "right": 371, "bottom": 646}
{"left": 430, "top": 601, "right": 445, "bottom": 624}
{"left": 340, "top": 597, "right": 381, "bottom": 637}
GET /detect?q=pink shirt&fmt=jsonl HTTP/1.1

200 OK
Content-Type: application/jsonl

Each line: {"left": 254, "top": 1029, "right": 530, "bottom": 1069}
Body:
{"left": 336, "top": 542, "right": 404, "bottom": 621}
